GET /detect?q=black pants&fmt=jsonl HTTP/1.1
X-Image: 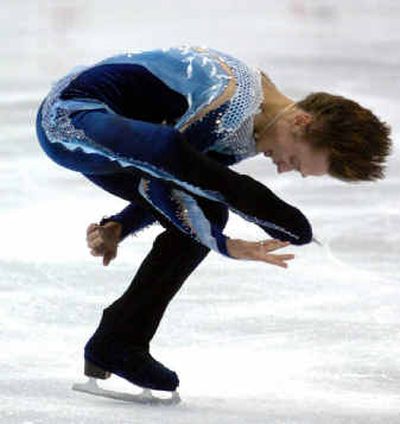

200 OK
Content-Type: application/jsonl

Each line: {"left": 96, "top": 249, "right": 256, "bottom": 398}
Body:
{"left": 90, "top": 189, "right": 228, "bottom": 349}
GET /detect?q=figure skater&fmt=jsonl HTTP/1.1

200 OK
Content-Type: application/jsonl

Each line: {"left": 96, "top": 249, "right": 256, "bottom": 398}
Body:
{"left": 35, "top": 46, "right": 391, "bottom": 393}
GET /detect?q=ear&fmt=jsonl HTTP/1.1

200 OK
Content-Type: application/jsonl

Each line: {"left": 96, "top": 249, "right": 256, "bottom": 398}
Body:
{"left": 293, "top": 111, "right": 313, "bottom": 128}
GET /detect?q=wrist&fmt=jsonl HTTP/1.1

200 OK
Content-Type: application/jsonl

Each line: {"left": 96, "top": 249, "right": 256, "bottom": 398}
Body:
{"left": 102, "top": 221, "right": 122, "bottom": 241}
{"left": 226, "top": 238, "right": 242, "bottom": 259}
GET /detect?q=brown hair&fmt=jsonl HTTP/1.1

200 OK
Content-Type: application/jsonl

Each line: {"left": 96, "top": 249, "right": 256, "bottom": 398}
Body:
{"left": 297, "top": 92, "right": 392, "bottom": 182}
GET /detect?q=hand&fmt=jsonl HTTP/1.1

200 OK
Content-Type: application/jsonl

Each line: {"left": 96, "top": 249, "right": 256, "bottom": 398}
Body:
{"left": 226, "top": 238, "right": 294, "bottom": 268}
{"left": 86, "top": 221, "right": 122, "bottom": 266}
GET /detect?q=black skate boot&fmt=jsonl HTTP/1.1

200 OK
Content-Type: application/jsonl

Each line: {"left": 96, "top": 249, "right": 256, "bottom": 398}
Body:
{"left": 83, "top": 334, "right": 179, "bottom": 392}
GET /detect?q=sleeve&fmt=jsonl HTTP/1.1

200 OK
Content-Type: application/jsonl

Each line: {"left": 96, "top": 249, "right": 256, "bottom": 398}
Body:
{"left": 100, "top": 201, "right": 157, "bottom": 241}
{"left": 138, "top": 178, "right": 231, "bottom": 257}
{"left": 171, "top": 189, "right": 230, "bottom": 256}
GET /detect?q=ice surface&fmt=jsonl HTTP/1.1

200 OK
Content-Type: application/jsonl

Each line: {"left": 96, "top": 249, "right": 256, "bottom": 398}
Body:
{"left": 1, "top": 0, "right": 399, "bottom": 423}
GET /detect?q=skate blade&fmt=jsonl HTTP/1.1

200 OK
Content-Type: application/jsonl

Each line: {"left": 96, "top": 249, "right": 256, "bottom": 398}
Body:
{"left": 72, "top": 378, "right": 181, "bottom": 405}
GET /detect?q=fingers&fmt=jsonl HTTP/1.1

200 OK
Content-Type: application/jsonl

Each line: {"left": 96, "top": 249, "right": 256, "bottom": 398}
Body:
{"left": 86, "top": 224, "right": 112, "bottom": 265}
{"left": 251, "top": 239, "right": 295, "bottom": 268}
{"left": 86, "top": 222, "right": 117, "bottom": 265}
{"left": 258, "top": 239, "right": 290, "bottom": 253}
{"left": 89, "top": 236, "right": 106, "bottom": 250}
{"left": 86, "top": 223, "right": 120, "bottom": 248}
{"left": 86, "top": 223, "right": 121, "bottom": 266}
{"left": 86, "top": 223, "right": 99, "bottom": 237}
{"left": 89, "top": 244, "right": 116, "bottom": 258}
{"left": 89, "top": 235, "right": 114, "bottom": 258}
{"left": 90, "top": 248, "right": 116, "bottom": 267}
{"left": 86, "top": 224, "right": 108, "bottom": 252}
{"left": 103, "top": 255, "right": 110, "bottom": 267}
{"left": 262, "top": 253, "right": 295, "bottom": 268}
{"left": 253, "top": 249, "right": 295, "bottom": 268}
{"left": 87, "top": 225, "right": 103, "bottom": 243}
{"left": 103, "top": 251, "right": 116, "bottom": 267}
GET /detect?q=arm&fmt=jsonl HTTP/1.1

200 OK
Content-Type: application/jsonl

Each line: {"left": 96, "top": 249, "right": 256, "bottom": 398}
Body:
{"left": 69, "top": 64, "right": 312, "bottom": 244}
{"left": 86, "top": 202, "right": 156, "bottom": 266}
{"left": 137, "top": 176, "right": 230, "bottom": 255}
{"left": 173, "top": 140, "right": 313, "bottom": 245}
{"left": 139, "top": 178, "right": 295, "bottom": 267}
{"left": 167, "top": 186, "right": 231, "bottom": 256}
{"left": 74, "top": 110, "right": 312, "bottom": 245}
{"left": 99, "top": 201, "right": 156, "bottom": 241}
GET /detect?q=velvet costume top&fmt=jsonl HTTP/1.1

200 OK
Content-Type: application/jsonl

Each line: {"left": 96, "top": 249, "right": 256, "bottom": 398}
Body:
{"left": 39, "top": 46, "right": 312, "bottom": 255}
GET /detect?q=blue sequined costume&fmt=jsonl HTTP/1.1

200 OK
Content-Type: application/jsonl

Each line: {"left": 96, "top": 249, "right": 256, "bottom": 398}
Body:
{"left": 36, "top": 46, "right": 312, "bottom": 256}
{"left": 34, "top": 46, "right": 314, "bottom": 391}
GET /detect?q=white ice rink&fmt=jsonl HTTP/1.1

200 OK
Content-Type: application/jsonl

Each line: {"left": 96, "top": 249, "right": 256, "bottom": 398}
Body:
{"left": 1, "top": 1, "right": 399, "bottom": 422}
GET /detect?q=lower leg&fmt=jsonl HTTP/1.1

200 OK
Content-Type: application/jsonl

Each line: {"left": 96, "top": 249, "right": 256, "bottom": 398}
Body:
{"left": 84, "top": 192, "right": 227, "bottom": 391}
{"left": 97, "top": 228, "right": 210, "bottom": 347}
{"left": 84, "top": 228, "right": 209, "bottom": 390}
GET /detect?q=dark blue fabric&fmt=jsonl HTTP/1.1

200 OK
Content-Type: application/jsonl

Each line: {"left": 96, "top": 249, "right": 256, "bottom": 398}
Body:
{"left": 37, "top": 106, "right": 312, "bottom": 246}
{"left": 61, "top": 64, "right": 188, "bottom": 124}
{"left": 140, "top": 178, "right": 229, "bottom": 256}
{"left": 35, "top": 53, "right": 312, "bottom": 378}
{"left": 57, "top": 64, "right": 236, "bottom": 240}
{"left": 69, "top": 109, "right": 311, "bottom": 244}
{"left": 37, "top": 63, "right": 313, "bottom": 248}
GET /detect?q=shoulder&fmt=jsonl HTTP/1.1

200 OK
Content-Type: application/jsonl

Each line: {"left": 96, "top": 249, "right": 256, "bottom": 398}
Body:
{"left": 180, "top": 49, "right": 263, "bottom": 133}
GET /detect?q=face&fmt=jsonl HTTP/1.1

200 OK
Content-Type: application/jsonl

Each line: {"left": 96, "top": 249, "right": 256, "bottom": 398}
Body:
{"left": 259, "top": 112, "right": 329, "bottom": 177}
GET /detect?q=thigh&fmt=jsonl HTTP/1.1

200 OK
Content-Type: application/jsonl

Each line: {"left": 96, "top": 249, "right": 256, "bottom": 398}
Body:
{"left": 69, "top": 108, "right": 179, "bottom": 168}
{"left": 36, "top": 104, "right": 124, "bottom": 175}
{"left": 83, "top": 172, "right": 142, "bottom": 201}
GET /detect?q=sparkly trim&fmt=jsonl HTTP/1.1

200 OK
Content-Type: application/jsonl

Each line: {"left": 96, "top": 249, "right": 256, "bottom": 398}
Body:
{"left": 169, "top": 192, "right": 197, "bottom": 237}
{"left": 215, "top": 52, "right": 262, "bottom": 130}
{"left": 180, "top": 48, "right": 262, "bottom": 161}
{"left": 138, "top": 177, "right": 200, "bottom": 241}
{"left": 138, "top": 178, "right": 202, "bottom": 244}
{"left": 40, "top": 68, "right": 111, "bottom": 154}
{"left": 171, "top": 189, "right": 221, "bottom": 252}
{"left": 138, "top": 178, "right": 227, "bottom": 253}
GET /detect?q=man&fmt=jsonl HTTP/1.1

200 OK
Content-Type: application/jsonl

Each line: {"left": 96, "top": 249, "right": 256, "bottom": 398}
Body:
{"left": 36, "top": 46, "right": 391, "bottom": 393}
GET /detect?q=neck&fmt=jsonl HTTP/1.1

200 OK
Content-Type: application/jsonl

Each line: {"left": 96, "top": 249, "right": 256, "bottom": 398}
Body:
{"left": 254, "top": 74, "right": 296, "bottom": 147}
{"left": 254, "top": 101, "right": 297, "bottom": 151}
{"left": 256, "top": 102, "right": 296, "bottom": 136}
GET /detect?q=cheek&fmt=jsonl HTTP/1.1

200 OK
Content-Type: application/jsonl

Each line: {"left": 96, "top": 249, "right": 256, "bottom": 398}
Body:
{"left": 276, "top": 137, "right": 294, "bottom": 159}
{"left": 307, "top": 151, "right": 329, "bottom": 175}
{"left": 318, "top": 159, "right": 330, "bottom": 175}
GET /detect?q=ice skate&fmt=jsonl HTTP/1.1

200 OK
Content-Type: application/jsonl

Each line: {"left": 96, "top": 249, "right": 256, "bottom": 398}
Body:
{"left": 72, "top": 375, "right": 181, "bottom": 405}
{"left": 72, "top": 336, "right": 180, "bottom": 404}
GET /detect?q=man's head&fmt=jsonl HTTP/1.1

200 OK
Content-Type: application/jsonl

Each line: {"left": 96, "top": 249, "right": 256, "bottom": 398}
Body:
{"left": 259, "top": 93, "right": 392, "bottom": 181}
